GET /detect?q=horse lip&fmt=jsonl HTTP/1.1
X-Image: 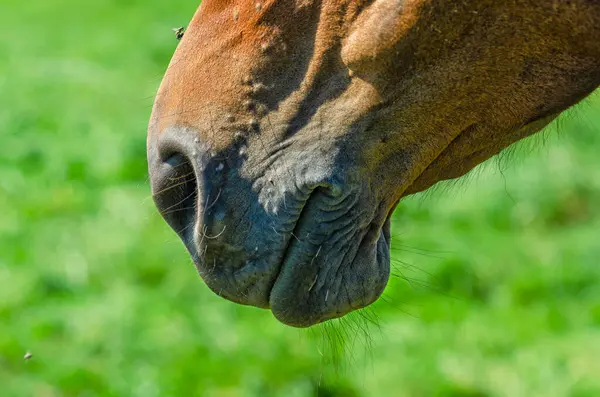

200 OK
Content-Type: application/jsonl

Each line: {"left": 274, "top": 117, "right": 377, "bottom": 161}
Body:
{"left": 265, "top": 189, "right": 321, "bottom": 306}
{"left": 177, "top": 187, "right": 321, "bottom": 310}
{"left": 268, "top": 213, "right": 392, "bottom": 327}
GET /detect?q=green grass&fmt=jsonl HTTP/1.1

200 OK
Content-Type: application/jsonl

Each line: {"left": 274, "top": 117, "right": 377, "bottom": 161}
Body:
{"left": 2, "top": 1, "right": 600, "bottom": 396}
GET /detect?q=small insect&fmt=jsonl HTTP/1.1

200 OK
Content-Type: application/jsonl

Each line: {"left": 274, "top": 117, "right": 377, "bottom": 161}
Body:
{"left": 24, "top": 351, "right": 32, "bottom": 361}
{"left": 172, "top": 27, "right": 185, "bottom": 41}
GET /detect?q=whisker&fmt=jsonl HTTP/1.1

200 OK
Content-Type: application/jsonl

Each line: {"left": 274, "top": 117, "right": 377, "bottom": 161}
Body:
{"left": 204, "top": 188, "right": 222, "bottom": 212}
{"left": 150, "top": 176, "right": 196, "bottom": 198}
{"left": 389, "top": 246, "right": 447, "bottom": 259}
{"left": 202, "top": 225, "right": 227, "bottom": 239}
{"left": 159, "top": 188, "right": 197, "bottom": 214}
{"left": 160, "top": 205, "right": 197, "bottom": 216}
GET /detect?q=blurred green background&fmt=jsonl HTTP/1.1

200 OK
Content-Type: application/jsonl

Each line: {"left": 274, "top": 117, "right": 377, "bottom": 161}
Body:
{"left": 2, "top": 1, "right": 600, "bottom": 396}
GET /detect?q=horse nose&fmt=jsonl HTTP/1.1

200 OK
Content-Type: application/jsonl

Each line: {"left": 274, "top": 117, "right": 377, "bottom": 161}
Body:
{"left": 149, "top": 127, "right": 277, "bottom": 308}
{"left": 148, "top": 127, "right": 227, "bottom": 252}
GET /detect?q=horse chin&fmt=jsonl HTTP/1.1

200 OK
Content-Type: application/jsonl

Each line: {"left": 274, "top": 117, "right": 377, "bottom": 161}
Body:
{"left": 269, "top": 215, "right": 392, "bottom": 328}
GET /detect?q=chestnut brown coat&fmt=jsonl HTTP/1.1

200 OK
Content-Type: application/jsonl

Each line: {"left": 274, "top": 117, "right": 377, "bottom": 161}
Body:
{"left": 148, "top": 0, "right": 600, "bottom": 327}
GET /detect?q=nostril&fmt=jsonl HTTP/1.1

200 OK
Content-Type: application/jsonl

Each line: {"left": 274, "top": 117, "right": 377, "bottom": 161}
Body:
{"left": 152, "top": 153, "right": 198, "bottom": 241}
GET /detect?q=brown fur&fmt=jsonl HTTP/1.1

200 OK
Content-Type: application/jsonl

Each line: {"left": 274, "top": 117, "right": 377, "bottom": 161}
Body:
{"left": 148, "top": 0, "right": 600, "bottom": 327}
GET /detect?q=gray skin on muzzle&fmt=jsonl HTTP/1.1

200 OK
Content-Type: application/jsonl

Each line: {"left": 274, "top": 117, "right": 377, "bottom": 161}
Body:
{"left": 149, "top": 122, "right": 392, "bottom": 327}
{"left": 148, "top": 0, "right": 600, "bottom": 327}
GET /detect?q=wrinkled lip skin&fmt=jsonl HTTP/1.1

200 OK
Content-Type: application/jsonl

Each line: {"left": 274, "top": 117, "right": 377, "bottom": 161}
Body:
{"left": 267, "top": 211, "right": 392, "bottom": 327}
{"left": 184, "top": 192, "right": 392, "bottom": 328}
{"left": 148, "top": 129, "right": 393, "bottom": 328}
{"left": 149, "top": 145, "right": 390, "bottom": 327}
